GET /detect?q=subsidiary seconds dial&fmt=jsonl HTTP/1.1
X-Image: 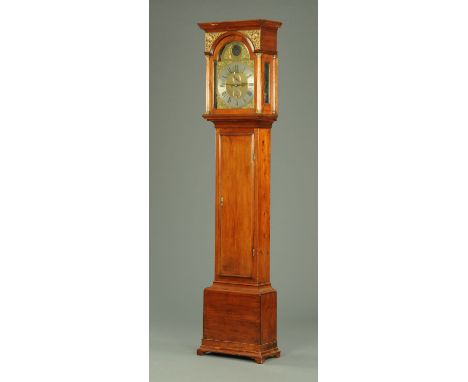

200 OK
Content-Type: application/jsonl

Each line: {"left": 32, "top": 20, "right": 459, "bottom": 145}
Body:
{"left": 217, "top": 62, "right": 254, "bottom": 108}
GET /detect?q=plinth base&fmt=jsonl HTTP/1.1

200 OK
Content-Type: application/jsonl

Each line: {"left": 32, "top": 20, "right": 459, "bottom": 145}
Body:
{"left": 197, "top": 340, "right": 280, "bottom": 364}
{"left": 198, "top": 284, "right": 280, "bottom": 364}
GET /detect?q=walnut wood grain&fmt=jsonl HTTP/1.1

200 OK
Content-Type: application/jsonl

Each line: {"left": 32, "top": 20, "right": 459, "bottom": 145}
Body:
{"left": 198, "top": 287, "right": 279, "bottom": 363}
{"left": 198, "top": 19, "right": 282, "bottom": 33}
{"left": 218, "top": 132, "right": 255, "bottom": 279}
{"left": 198, "top": 19, "right": 281, "bottom": 364}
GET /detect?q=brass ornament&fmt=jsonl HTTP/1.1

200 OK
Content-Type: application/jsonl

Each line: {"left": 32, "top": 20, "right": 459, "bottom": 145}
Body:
{"left": 239, "top": 30, "right": 261, "bottom": 50}
{"left": 204, "top": 29, "right": 262, "bottom": 53}
{"left": 204, "top": 31, "right": 224, "bottom": 52}
{"left": 220, "top": 41, "right": 250, "bottom": 61}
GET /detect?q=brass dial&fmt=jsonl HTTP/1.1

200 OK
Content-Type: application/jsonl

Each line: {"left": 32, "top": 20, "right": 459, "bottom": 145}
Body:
{"left": 217, "top": 62, "right": 254, "bottom": 108}
{"left": 215, "top": 41, "right": 254, "bottom": 109}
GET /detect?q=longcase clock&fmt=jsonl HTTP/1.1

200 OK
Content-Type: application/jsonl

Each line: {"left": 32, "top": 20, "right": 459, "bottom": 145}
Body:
{"left": 196, "top": 19, "right": 282, "bottom": 364}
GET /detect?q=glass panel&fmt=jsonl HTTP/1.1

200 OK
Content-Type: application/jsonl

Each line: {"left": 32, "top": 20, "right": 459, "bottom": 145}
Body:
{"left": 264, "top": 62, "right": 270, "bottom": 104}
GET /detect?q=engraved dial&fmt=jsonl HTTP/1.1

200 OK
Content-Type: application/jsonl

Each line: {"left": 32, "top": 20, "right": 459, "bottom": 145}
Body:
{"left": 217, "top": 62, "right": 254, "bottom": 109}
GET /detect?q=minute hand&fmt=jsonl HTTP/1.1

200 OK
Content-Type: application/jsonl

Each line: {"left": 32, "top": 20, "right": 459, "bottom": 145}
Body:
{"left": 226, "top": 83, "right": 250, "bottom": 86}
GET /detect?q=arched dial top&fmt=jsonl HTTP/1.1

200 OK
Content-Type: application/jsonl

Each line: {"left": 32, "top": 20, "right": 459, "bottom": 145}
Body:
{"left": 215, "top": 41, "right": 254, "bottom": 110}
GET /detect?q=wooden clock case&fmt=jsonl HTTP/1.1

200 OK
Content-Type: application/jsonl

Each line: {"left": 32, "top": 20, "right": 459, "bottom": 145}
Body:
{"left": 197, "top": 20, "right": 282, "bottom": 364}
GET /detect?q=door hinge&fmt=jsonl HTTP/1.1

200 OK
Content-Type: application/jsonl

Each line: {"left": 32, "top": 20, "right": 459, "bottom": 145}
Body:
{"left": 220, "top": 196, "right": 224, "bottom": 206}
{"left": 252, "top": 248, "right": 255, "bottom": 257}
